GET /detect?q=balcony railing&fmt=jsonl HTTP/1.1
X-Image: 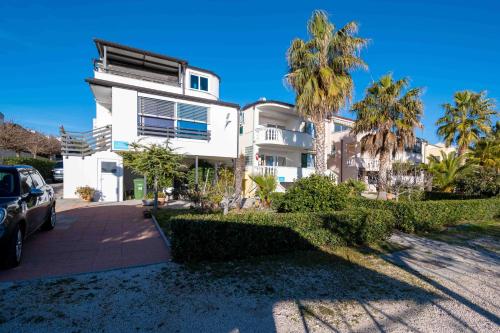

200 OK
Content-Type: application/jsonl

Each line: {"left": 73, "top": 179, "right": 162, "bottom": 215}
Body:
{"left": 95, "top": 62, "right": 180, "bottom": 86}
{"left": 138, "top": 125, "right": 211, "bottom": 141}
{"left": 347, "top": 157, "right": 380, "bottom": 171}
{"left": 61, "top": 125, "right": 112, "bottom": 157}
{"left": 254, "top": 127, "right": 313, "bottom": 149}
{"left": 251, "top": 165, "right": 315, "bottom": 182}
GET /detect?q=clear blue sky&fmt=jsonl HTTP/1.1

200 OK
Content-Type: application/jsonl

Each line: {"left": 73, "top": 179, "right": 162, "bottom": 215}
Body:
{"left": 1, "top": 0, "right": 499, "bottom": 143}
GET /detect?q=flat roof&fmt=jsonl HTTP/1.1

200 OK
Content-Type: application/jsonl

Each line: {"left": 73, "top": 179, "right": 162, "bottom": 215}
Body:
{"left": 94, "top": 38, "right": 220, "bottom": 80}
{"left": 86, "top": 78, "right": 239, "bottom": 109}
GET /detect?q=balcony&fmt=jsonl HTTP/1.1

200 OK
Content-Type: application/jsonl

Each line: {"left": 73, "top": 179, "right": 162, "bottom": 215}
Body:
{"left": 254, "top": 127, "right": 313, "bottom": 149}
{"left": 347, "top": 157, "right": 380, "bottom": 171}
{"left": 95, "top": 62, "right": 180, "bottom": 86}
{"left": 137, "top": 125, "right": 210, "bottom": 141}
{"left": 61, "top": 125, "right": 112, "bottom": 157}
{"left": 251, "top": 165, "right": 315, "bottom": 182}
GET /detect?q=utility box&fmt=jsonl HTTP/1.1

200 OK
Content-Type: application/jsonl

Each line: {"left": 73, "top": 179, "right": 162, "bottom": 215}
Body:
{"left": 133, "top": 178, "right": 145, "bottom": 199}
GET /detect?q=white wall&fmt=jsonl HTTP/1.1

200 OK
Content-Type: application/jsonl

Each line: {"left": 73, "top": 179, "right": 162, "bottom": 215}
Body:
{"left": 185, "top": 68, "right": 219, "bottom": 100}
{"left": 112, "top": 87, "right": 138, "bottom": 149}
{"left": 63, "top": 151, "right": 123, "bottom": 201}
{"left": 93, "top": 102, "right": 112, "bottom": 129}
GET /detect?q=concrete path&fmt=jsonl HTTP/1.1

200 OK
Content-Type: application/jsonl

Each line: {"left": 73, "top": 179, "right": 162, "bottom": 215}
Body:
{"left": 0, "top": 199, "right": 170, "bottom": 282}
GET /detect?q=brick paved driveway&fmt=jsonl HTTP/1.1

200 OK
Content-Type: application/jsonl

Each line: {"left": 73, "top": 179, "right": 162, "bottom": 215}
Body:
{"left": 0, "top": 199, "right": 170, "bottom": 282}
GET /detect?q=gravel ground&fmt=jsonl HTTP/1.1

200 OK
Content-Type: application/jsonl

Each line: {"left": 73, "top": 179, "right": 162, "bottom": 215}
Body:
{"left": 0, "top": 233, "right": 498, "bottom": 332}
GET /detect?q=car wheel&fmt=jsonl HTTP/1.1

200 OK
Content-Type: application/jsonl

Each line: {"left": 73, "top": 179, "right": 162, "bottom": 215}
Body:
{"left": 6, "top": 224, "right": 23, "bottom": 268}
{"left": 42, "top": 205, "right": 56, "bottom": 231}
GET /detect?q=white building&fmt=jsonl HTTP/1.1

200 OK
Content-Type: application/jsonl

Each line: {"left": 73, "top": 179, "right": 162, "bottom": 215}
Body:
{"left": 62, "top": 39, "right": 239, "bottom": 201}
{"left": 239, "top": 100, "right": 316, "bottom": 193}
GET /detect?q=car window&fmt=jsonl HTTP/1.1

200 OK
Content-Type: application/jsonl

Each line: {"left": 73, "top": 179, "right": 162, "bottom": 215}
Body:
{"left": 55, "top": 162, "right": 63, "bottom": 168}
{"left": 20, "top": 171, "right": 34, "bottom": 194}
{"left": 30, "top": 171, "right": 45, "bottom": 188}
{"left": 0, "top": 170, "right": 18, "bottom": 197}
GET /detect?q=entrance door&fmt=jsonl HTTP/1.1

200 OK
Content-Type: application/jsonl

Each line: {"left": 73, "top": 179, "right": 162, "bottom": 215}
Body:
{"left": 98, "top": 160, "right": 120, "bottom": 202}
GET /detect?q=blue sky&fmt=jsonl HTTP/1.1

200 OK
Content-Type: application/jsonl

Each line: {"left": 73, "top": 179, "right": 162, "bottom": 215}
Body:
{"left": 1, "top": 0, "right": 498, "bottom": 143}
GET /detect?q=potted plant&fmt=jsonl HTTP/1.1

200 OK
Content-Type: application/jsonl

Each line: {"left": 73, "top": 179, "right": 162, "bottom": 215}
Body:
{"left": 142, "top": 192, "right": 155, "bottom": 206}
{"left": 157, "top": 191, "right": 166, "bottom": 206}
{"left": 75, "top": 186, "right": 95, "bottom": 202}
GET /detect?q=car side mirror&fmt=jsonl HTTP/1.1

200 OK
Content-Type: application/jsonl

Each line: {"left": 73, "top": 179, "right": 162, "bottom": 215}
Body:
{"left": 29, "top": 188, "right": 44, "bottom": 197}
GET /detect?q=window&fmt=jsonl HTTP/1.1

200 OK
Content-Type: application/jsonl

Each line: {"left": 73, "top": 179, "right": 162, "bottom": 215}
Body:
{"left": 101, "top": 162, "right": 117, "bottom": 174}
{"left": 137, "top": 96, "right": 209, "bottom": 140}
{"left": 20, "top": 171, "right": 34, "bottom": 195}
{"left": 0, "top": 170, "right": 17, "bottom": 197}
{"left": 29, "top": 171, "right": 45, "bottom": 188}
{"left": 301, "top": 153, "right": 315, "bottom": 168}
{"left": 266, "top": 124, "right": 286, "bottom": 130}
{"left": 190, "top": 74, "right": 208, "bottom": 92}
{"left": 333, "top": 122, "right": 351, "bottom": 133}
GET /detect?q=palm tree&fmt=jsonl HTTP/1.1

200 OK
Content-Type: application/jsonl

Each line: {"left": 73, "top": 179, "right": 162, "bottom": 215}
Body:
{"left": 436, "top": 91, "right": 496, "bottom": 156}
{"left": 286, "top": 10, "right": 368, "bottom": 174}
{"left": 426, "top": 151, "right": 470, "bottom": 192}
{"left": 249, "top": 175, "right": 277, "bottom": 207}
{"left": 351, "top": 74, "right": 423, "bottom": 198}
{"left": 468, "top": 131, "right": 500, "bottom": 171}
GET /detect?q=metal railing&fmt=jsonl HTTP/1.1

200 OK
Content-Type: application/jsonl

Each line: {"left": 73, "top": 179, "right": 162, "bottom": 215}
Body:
{"left": 138, "top": 125, "right": 211, "bottom": 141}
{"left": 60, "top": 125, "right": 112, "bottom": 157}
{"left": 254, "top": 127, "right": 313, "bottom": 148}
{"left": 95, "top": 62, "right": 180, "bottom": 86}
{"left": 252, "top": 166, "right": 277, "bottom": 177}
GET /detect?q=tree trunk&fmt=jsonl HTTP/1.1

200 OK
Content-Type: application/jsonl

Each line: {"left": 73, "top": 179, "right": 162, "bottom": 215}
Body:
{"left": 314, "top": 120, "right": 327, "bottom": 175}
{"left": 377, "top": 150, "right": 390, "bottom": 200}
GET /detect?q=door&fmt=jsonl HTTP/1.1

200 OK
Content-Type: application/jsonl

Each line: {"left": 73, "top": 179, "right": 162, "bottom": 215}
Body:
{"left": 98, "top": 160, "right": 120, "bottom": 202}
{"left": 19, "top": 170, "right": 41, "bottom": 235}
{"left": 29, "top": 170, "right": 52, "bottom": 229}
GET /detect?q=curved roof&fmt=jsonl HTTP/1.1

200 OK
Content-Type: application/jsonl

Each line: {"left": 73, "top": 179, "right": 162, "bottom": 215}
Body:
{"left": 241, "top": 100, "right": 295, "bottom": 111}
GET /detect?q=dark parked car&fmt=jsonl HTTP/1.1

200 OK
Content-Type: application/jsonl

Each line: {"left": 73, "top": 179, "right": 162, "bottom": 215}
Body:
{"left": 0, "top": 165, "right": 56, "bottom": 268}
{"left": 52, "top": 161, "right": 64, "bottom": 182}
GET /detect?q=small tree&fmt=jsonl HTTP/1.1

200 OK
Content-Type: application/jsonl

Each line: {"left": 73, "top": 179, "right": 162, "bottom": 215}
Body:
{"left": 0, "top": 122, "right": 29, "bottom": 157}
{"left": 120, "top": 140, "right": 184, "bottom": 211}
{"left": 25, "top": 131, "right": 49, "bottom": 158}
{"left": 249, "top": 175, "right": 277, "bottom": 208}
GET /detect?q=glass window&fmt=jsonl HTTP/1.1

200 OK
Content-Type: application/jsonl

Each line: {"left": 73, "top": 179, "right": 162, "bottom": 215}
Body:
{"left": 0, "top": 170, "right": 17, "bottom": 197}
{"left": 301, "top": 154, "right": 314, "bottom": 168}
{"left": 54, "top": 161, "right": 63, "bottom": 168}
{"left": 101, "top": 162, "right": 117, "bottom": 174}
{"left": 276, "top": 156, "right": 286, "bottom": 166}
{"left": 190, "top": 74, "right": 199, "bottom": 89}
{"left": 333, "top": 123, "right": 351, "bottom": 132}
{"left": 200, "top": 77, "right": 208, "bottom": 91}
{"left": 20, "top": 171, "right": 34, "bottom": 194}
{"left": 30, "top": 171, "right": 45, "bottom": 188}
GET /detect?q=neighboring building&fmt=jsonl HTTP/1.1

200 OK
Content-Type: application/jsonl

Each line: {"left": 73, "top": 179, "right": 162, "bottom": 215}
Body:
{"left": 326, "top": 115, "right": 440, "bottom": 191}
{"left": 424, "top": 142, "right": 456, "bottom": 162}
{"left": 239, "top": 100, "right": 316, "bottom": 193}
{"left": 62, "top": 39, "right": 239, "bottom": 201}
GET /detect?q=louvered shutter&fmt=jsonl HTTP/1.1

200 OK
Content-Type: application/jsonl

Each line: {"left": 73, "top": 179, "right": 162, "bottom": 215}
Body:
{"left": 139, "top": 97, "right": 175, "bottom": 118}
{"left": 177, "top": 103, "right": 208, "bottom": 122}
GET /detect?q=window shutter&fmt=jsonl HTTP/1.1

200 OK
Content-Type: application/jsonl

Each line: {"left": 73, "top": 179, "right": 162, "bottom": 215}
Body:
{"left": 139, "top": 96, "right": 175, "bottom": 118}
{"left": 178, "top": 103, "right": 208, "bottom": 122}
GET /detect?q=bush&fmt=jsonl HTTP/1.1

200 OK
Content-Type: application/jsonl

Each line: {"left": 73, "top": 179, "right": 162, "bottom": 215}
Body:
{"left": 423, "top": 191, "right": 484, "bottom": 201}
{"left": 161, "top": 209, "right": 394, "bottom": 262}
{"left": 338, "top": 178, "right": 367, "bottom": 196}
{"left": 275, "top": 174, "right": 349, "bottom": 212}
{"left": 349, "top": 196, "right": 500, "bottom": 233}
{"left": 2, "top": 157, "right": 56, "bottom": 180}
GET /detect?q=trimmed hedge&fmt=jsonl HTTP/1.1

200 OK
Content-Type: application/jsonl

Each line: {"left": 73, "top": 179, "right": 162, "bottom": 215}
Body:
{"left": 274, "top": 175, "right": 349, "bottom": 212}
{"left": 2, "top": 157, "right": 56, "bottom": 180}
{"left": 349, "top": 197, "right": 500, "bottom": 233}
{"left": 423, "top": 191, "right": 484, "bottom": 201}
{"left": 160, "top": 208, "right": 394, "bottom": 262}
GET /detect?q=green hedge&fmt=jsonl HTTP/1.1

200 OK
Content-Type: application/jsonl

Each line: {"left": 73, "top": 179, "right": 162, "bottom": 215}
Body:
{"left": 349, "top": 197, "right": 500, "bottom": 233}
{"left": 274, "top": 175, "right": 349, "bottom": 212}
{"left": 2, "top": 157, "right": 56, "bottom": 180}
{"left": 423, "top": 191, "right": 484, "bottom": 201}
{"left": 160, "top": 208, "right": 394, "bottom": 263}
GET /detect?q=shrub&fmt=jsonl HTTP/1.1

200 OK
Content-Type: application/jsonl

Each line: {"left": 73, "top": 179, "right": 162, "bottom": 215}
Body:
{"left": 423, "top": 191, "right": 484, "bottom": 201}
{"left": 349, "top": 196, "right": 500, "bottom": 233}
{"left": 338, "top": 178, "right": 367, "bottom": 196}
{"left": 2, "top": 157, "right": 56, "bottom": 180}
{"left": 161, "top": 209, "right": 394, "bottom": 262}
{"left": 275, "top": 174, "right": 349, "bottom": 212}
